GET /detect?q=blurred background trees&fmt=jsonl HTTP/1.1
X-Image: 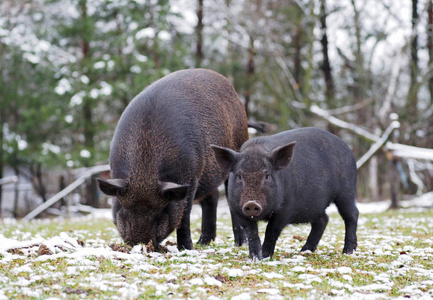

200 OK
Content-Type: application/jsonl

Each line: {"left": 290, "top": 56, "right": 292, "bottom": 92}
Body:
{"left": 1, "top": 0, "right": 432, "bottom": 215}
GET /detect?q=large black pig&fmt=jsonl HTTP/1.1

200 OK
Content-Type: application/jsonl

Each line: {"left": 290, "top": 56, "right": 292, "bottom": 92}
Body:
{"left": 212, "top": 127, "right": 358, "bottom": 259}
{"left": 97, "top": 69, "right": 249, "bottom": 250}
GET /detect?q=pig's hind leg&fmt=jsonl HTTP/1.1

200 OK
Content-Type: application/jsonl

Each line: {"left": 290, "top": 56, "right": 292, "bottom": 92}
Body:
{"left": 197, "top": 188, "right": 219, "bottom": 245}
{"left": 301, "top": 213, "right": 329, "bottom": 253}
{"left": 334, "top": 194, "right": 358, "bottom": 254}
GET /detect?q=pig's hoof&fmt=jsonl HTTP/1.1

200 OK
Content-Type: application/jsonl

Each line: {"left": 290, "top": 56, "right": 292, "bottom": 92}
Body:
{"left": 177, "top": 239, "right": 193, "bottom": 250}
{"left": 234, "top": 240, "right": 246, "bottom": 247}
{"left": 250, "top": 255, "right": 263, "bottom": 262}
{"left": 249, "top": 251, "right": 263, "bottom": 261}
{"left": 343, "top": 247, "right": 356, "bottom": 255}
{"left": 301, "top": 244, "right": 317, "bottom": 253}
{"left": 234, "top": 232, "right": 247, "bottom": 246}
{"left": 262, "top": 250, "right": 273, "bottom": 259}
{"left": 234, "top": 236, "right": 247, "bottom": 247}
{"left": 343, "top": 242, "right": 357, "bottom": 254}
{"left": 197, "top": 235, "right": 214, "bottom": 245}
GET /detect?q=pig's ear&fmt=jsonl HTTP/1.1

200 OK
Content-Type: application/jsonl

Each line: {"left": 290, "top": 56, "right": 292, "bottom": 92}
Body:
{"left": 270, "top": 141, "right": 296, "bottom": 170}
{"left": 211, "top": 144, "right": 240, "bottom": 178}
{"left": 97, "top": 178, "right": 128, "bottom": 196}
{"left": 159, "top": 181, "right": 189, "bottom": 201}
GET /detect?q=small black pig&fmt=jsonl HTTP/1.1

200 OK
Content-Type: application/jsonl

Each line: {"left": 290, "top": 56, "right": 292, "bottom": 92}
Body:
{"left": 212, "top": 127, "right": 358, "bottom": 259}
{"left": 97, "top": 69, "right": 249, "bottom": 250}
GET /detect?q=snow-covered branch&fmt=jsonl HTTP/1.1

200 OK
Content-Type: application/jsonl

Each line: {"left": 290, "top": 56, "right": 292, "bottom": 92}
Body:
{"left": 386, "top": 143, "right": 433, "bottom": 161}
{"left": 356, "top": 121, "right": 400, "bottom": 169}
{"left": 0, "top": 176, "right": 19, "bottom": 186}
{"left": 310, "top": 105, "right": 380, "bottom": 143}
{"left": 22, "top": 164, "right": 110, "bottom": 221}
{"left": 309, "top": 105, "right": 433, "bottom": 162}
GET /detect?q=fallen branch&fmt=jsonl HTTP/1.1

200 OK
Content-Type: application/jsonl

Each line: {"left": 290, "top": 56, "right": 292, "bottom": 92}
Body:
{"left": 0, "top": 176, "right": 19, "bottom": 186}
{"left": 310, "top": 105, "right": 379, "bottom": 143}
{"left": 309, "top": 104, "right": 433, "bottom": 161}
{"left": 326, "top": 99, "right": 372, "bottom": 116}
{"left": 407, "top": 159, "right": 425, "bottom": 195}
{"left": 386, "top": 143, "right": 433, "bottom": 161}
{"left": 356, "top": 121, "right": 400, "bottom": 169}
{"left": 22, "top": 164, "right": 110, "bottom": 221}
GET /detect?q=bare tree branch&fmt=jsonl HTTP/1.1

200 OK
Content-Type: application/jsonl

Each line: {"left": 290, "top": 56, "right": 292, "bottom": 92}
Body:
{"left": 310, "top": 105, "right": 379, "bottom": 142}
{"left": 310, "top": 105, "right": 433, "bottom": 161}
{"left": 356, "top": 121, "right": 400, "bottom": 169}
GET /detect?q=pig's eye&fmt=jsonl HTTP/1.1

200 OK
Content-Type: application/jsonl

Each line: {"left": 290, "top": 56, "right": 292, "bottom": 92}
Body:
{"left": 264, "top": 173, "right": 271, "bottom": 180}
{"left": 236, "top": 174, "right": 242, "bottom": 181}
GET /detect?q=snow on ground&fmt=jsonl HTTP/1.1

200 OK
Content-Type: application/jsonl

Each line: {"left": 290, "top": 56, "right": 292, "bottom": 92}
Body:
{"left": 0, "top": 194, "right": 433, "bottom": 299}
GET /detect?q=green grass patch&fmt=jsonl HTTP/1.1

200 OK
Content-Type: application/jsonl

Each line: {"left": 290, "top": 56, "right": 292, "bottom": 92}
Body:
{"left": 0, "top": 208, "right": 433, "bottom": 299}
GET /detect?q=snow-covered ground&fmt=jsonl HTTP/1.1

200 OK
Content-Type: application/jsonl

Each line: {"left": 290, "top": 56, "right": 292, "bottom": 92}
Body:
{"left": 0, "top": 194, "right": 433, "bottom": 299}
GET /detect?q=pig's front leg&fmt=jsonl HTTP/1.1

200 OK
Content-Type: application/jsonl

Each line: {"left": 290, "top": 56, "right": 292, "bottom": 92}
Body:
{"left": 262, "top": 216, "right": 286, "bottom": 258}
{"left": 230, "top": 208, "right": 247, "bottom": 246}
{"left": 241, "top": 218, "right": 262, "bottom": 260}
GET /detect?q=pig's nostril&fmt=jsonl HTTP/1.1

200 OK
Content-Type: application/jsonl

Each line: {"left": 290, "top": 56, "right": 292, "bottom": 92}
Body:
{"left": 242, "top": 201, "right": 262, "bottom": 217}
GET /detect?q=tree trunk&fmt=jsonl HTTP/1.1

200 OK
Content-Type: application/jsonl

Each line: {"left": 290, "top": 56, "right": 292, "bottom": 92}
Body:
{"left": 83, "top": 101, "right": 94, "bottom": 149}
{"left": 407, "top": 0, "right": 419, "bottom": 133}
{"left": 13, "top": 167, "right": 19, "bottom": 218}
{"left": 389, "top": 129, "right": 400, "bottom": 209}
{"left": 319, "top": 0, "right": 335, "bottom": 108}
{"left": 351, "top": 0, "right": 366, "bottom": 112}
{"left": 147, "top": 3, "right": 160, "bottom": 68}
{"left": 81, "top": 0, "right": 89, "bottom": 59}
{"left": 293, "top": 25, "right": 302, "bottom": 94}
{"left": 302, "top": 1, "right": 315, "bottom": 109}
{"left": 80, "top": 0, "right": 94, "bottom": 153}
{"left": 368, "top": 156, "right": 380, "bottom": 202}
{"left": 32, "top": 163, "right": 47, "bottom": 203}
{"left": 428, "top": 1, "right": 433, "bottom": 149}
{"left": 319, "top": 0, "right": 339, "bottom": 133}
{"left": 195, "top": 0, "right": 204, "bottom": 68}
{"left": 244, "top": 36, "right": 255, "bottom": 118}
{"left": 0, "top": 111, "right": 3, "bottom": 216}
{"left": 0, "top": 36, "right": 4, "bottom": 216}
{"left": 390, "top": 158, "right": 399, "bottom": 209}
{"left": 225, "top": 0, "right": 233, "bottom": 83}
{"left": 59, "top": 175, "right": 66, "bottom": 207}
{"left": 84, "top": 175, "right": 99, "bottom": 208}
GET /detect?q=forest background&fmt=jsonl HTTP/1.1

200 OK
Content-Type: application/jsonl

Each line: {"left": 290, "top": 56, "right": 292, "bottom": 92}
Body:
{"left": 1, "top": 0, "right": 432, "bottom": 217}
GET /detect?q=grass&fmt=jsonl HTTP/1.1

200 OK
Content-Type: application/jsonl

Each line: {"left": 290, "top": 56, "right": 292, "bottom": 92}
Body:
{"left": 0, "top": 208, "right": 433, "bottom": 299}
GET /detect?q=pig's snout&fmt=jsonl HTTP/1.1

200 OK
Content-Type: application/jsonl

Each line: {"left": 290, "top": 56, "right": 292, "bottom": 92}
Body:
{"left": 242, "top": 201, "right": 262, "bottom": 217}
